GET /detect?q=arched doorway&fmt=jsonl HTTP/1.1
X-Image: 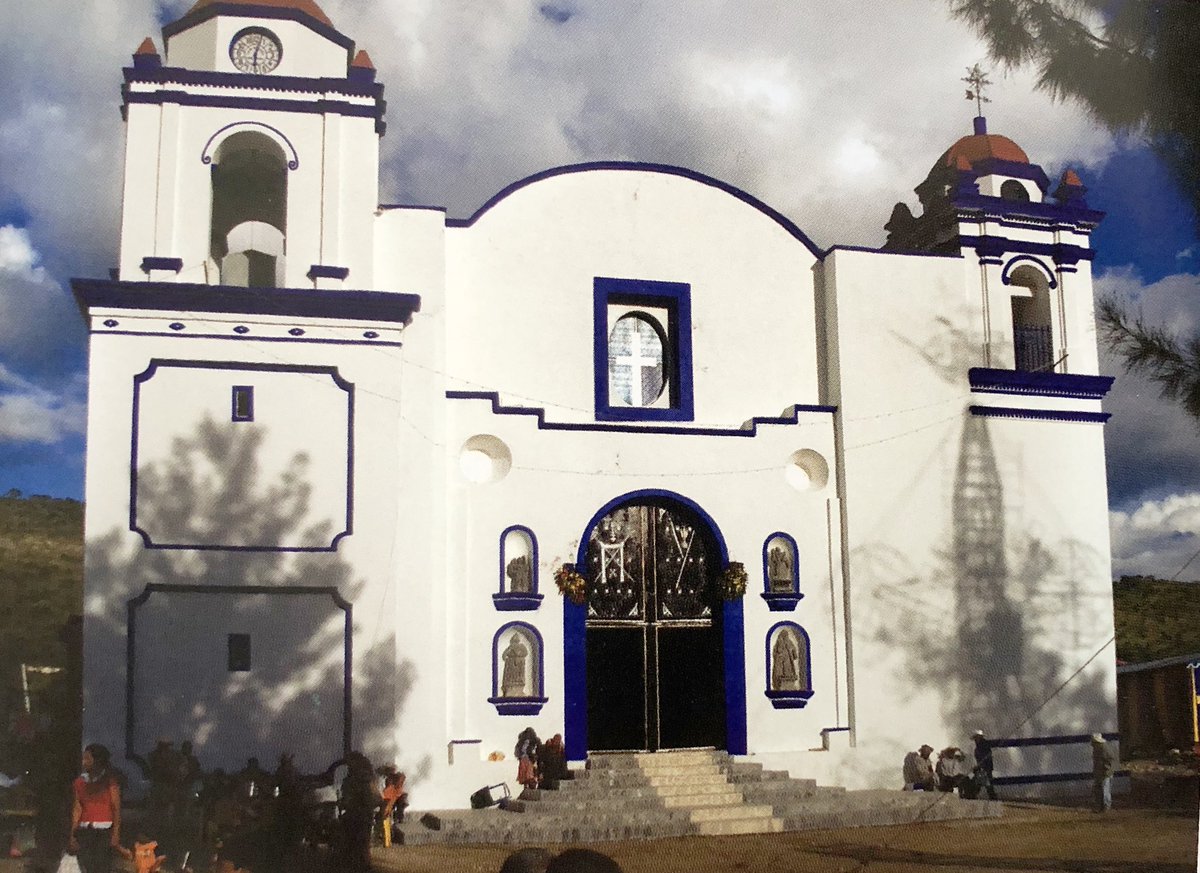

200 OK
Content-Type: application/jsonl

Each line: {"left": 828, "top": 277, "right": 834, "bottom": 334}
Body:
{"left": 583, "top": 498, "right": 727, "bottom": 751}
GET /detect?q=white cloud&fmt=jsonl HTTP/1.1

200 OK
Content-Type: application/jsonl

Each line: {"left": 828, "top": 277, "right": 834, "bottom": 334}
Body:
{"left": 0, "top": 363, "right": 85, "bottom": 445}
{"left": 1111, "top": 493, "right": 1200, "bottom": 580}
{"left": 0, "top": 224, "right": 84, "bottom": 376}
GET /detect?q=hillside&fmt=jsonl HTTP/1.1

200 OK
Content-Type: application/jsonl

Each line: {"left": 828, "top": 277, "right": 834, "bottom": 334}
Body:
{"left": 0, "top": 493, "right": 84, "bottom": 684}
{"left": 1113, "top": 575, "right": 1200, "bottom": 664}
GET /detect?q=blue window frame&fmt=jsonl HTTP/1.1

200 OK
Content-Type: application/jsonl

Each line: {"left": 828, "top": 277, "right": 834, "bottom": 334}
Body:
{"left": 593, "top": 277, "right": 694, "bottom": 422}
{"left": 232, "top": 385, "right": 254, "bottom": 422}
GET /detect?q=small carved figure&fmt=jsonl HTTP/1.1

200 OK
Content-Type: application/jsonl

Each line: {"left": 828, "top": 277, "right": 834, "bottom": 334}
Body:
{"left": 768, "top": 545, "right": 793, "bottom": 592}
{"left": 506, "top": 554, "right": 532, "bottom": 593}
{"left": 501, "top": 633, "right": 530, "bottom": 697}
{"left": 771, "top": 629, "right": 800, "bottom": 691}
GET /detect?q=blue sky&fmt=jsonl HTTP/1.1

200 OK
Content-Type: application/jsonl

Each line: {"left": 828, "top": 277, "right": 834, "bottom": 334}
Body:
{"left": 1, "top": 0, "right": 1196, "bottom": 577}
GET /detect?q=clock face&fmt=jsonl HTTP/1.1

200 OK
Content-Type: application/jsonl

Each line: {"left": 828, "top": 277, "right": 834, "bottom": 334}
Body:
{"left": 230, "top": 28, "right": 282, "bottom": 74}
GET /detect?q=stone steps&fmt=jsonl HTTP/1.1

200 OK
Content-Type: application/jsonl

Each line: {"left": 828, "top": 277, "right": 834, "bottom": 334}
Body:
{"left": 376, "top": 749, "right": 1002, "bottom": 852}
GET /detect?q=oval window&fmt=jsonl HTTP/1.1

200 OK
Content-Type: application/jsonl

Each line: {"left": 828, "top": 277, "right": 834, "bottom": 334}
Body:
{"left": 608, "top": 314, "right": 666, "bottom": 407}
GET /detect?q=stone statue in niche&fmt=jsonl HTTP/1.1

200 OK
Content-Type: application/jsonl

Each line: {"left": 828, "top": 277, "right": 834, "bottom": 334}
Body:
{"left": 768, "top": 544, "right": 793, "bottom": 592}
{"left": 501, "top": 633, "right": 530, "bottom": 697}
{"left": 771, "top": 629, "right": 801, "bottom": 691}
{"left": 506, "top": 554, "right": 532, "bottom": 593}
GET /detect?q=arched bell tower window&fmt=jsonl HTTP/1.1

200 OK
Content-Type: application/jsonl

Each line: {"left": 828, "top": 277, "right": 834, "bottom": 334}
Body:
{"left": 1004, "top": 261, "right": 1056, "bottom": 373}
{"left": 210, "top": 131, "right": 287, "bottom": 287}
{"left": 1000, "top": 179, "right": 1030, "bottom": 203}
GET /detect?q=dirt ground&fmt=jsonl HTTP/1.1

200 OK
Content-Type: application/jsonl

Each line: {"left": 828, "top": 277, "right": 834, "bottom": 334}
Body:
{"left": 369, "top": 803, "right": 1199, "bottom": 873}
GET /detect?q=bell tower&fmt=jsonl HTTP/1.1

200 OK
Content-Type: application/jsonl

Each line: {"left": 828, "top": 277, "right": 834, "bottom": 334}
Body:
{"left": 117, "top": 0, "right": 384, "bottom": 290}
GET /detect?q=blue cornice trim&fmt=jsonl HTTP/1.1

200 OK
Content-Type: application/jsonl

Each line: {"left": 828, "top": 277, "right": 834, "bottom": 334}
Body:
{"left": 969, "top": 404, "right": 1111, "bottom": 424}
{"left": 958, "top": 236, "right": 1096, "bottom": 265}
{"left": 91, "top": 329, "right": 403, "bottom": 348}
{"left": 162, "top": 3, "right": 355, "bottom": 52}
{"left": 968, "top": 368, "right": 1115, "bottom": 400}
{"left": 967, "top": 158, "right": 1051, "bottom": 191}
{"left": 121, "top": 88, "right": 387, "bottom": 135}
{"left": 124, "top": 65, "right": 381, "bottom": 99}
{"left": 952, "top": 194, "right": 1105, "bottom": 227}
{"left": 493, "top": 593, "right": 544, "bottom": 611}
{"left": 130, "top": 360, "right": 354, "bottom": 552}
{"left": 593, "top": 276, "right": 694, "bottom": 422}
{"left": 761, "top": 592, "right": 804, "bottom": 611}
{"left": 307, "top": 264, "right": 350, "bottom": 281}
{"left": 140, "top": 256, "right": 183, "bottom": 274}
{"left": 445, "top": 162, "right": 825, "bottom": 259}
{"left": 72, "top": 278, "right": 420, "bottom": 323}
{"left": 446, "top": 390, "right": 834, "bottom": 438}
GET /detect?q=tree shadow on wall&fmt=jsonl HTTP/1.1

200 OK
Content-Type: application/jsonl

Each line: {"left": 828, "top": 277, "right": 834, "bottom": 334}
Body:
{"left": 84, "top": 415, "right": 426, "bottom": 783}
{"left": 865, "top": 323, "right": 1115, "bottom": 778}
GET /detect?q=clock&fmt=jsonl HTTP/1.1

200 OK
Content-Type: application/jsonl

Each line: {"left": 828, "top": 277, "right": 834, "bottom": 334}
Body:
{"left": 229, "top": 28, "right": 282, "bottom": 74}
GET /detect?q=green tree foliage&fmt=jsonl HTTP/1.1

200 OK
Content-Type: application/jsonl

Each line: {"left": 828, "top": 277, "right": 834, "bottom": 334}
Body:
{"left": 0, "top": 494, "right": 83, "bottom": 703}
{"left": 1113, "top": 575, "right": 1200, "bottom": 664}
{"left": 1097, "top": 295, "right": 1200, "bottom": 422}
{"left": 949, "top": 0, "right": 1200, "bottom": 233}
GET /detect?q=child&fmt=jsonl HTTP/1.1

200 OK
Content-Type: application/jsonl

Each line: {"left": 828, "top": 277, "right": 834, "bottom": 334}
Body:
{"left": 131, "top": 835, "right": 166, "bottom": 873}
{"left": 380, "top": 772, "right": 408, "bottom": 847}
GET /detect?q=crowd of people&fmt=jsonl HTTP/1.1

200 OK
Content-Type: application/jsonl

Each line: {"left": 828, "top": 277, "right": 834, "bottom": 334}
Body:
{"left": 513, "top": 728, "right": 572, "bottom": 793}
{"left": 901, "top": 730, "right": 1000, "bottom": 799}
{"left": 64, "top": 741, "right": 409, "bottom": 873}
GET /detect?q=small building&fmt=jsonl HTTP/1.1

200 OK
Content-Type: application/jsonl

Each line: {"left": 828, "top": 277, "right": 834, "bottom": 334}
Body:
{"left": 1117, "top": 653, "right": 1200, "bottom": 756}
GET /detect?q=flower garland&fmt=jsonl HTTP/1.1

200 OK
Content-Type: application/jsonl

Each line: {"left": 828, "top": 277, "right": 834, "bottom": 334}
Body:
{"left": 719, "top": 562, "right": 748, "bottom": 600}
{"left": 554, "top": 563, "right": 588, "bottom": 605}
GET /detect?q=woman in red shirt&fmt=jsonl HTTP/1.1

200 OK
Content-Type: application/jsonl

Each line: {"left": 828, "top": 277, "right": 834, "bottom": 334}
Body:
{"left": 69, "top": 743, "right": 122, "bottom": 873}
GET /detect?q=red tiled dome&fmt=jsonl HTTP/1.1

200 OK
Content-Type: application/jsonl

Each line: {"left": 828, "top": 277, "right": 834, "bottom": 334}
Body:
{"left": 941, "top": 132, "right": 1029, "bottom": 168}
{"left": 185, "top": 0, "right": 333, "bottom": 27}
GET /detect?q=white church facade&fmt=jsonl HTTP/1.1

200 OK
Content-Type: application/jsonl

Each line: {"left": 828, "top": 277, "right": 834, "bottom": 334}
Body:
{"left": 74, "top": 0, "right": 1120, "bottom": 807}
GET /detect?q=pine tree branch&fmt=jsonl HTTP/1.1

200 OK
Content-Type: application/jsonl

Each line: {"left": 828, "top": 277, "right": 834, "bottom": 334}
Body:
{"left": 1098, "top": 295, "right": 1200, "bottom": 422}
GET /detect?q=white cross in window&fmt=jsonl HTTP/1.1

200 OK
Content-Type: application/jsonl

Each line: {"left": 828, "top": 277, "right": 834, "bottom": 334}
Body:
{"left": 615, "top": 327, "right": 658, "bottom": 406}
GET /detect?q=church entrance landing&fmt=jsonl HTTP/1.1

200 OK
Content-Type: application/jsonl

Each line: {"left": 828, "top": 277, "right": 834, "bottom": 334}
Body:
{"left": 585, "top": 501, "right": 726, "bottom": 752}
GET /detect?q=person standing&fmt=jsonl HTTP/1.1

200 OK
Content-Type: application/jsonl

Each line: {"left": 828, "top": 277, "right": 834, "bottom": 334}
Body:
{"left": 69, "top": 744, "right": 122, "bottom": 873}
{"left": 1091, "top": 734, "right": 1115, "bottom": 812}
{"left": 971, "top": 730, "right": 999, "bottom": 800}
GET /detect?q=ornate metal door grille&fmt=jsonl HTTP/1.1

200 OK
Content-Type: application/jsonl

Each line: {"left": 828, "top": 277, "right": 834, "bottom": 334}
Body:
{"left": 585, "top": 504, "right": 719, "bottom": 752}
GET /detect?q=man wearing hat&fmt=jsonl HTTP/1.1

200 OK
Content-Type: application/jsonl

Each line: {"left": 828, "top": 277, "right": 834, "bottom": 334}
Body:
{"left": 902, "top": 744, "right": 937, "bottom": 791}
{"left": 1091, "top": 734, "right": 1115, "bottom": 812}
{"left": 971, "top": 730, "right": 998, "bottom": 800}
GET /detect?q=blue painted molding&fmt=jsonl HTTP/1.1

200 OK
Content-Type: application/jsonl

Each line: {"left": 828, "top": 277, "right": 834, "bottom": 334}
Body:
{"left": 574, "top": 490, "right": 730, "bottom": 566}
{"left": 968, "top": 368, "right": 1114, "bottom": 400}
{"left": 960, "top": 236, "right": 1096, "bottom": 265}
{"left": 445, "top": 162, "right": 825, "bottom": 258}
{"left": 965, "top": 158, "right": 1051, "bottom": 191}
{"left": 952, "top": 193, "right": 1105, "bottom": 226}
{"left": 563, "top": 600, "right": 587, "bottom": 761}
{"left": 822, "top": 244, "right": 961, "bottom": 261}
{"left": 446, "top": 390, "right": 834, "bottom": 438}
{"left": 490, "top": 621, "right": 547, "bottom": 716}
{"left": 125, "top": 583, "right": 352, "bottom": 774}
{"left": 92, "top": 328, "right": 403, "bottom": 348}
{"left": 495, "top": 525, "right": 543, "bottom": 610}
{"left": 307, "top": 264, "right": 350, "bottom": 281}
{"left": 125, "top": 65, "right": 381, "bottom": 99}
{"left": 122, "top": 88, "right": 387, "bottom": 135}
{"left": 1000, "top": 255, "right": 1057, "bottom": 289}
{"left": 593, "top": 277, "right": 694, "bottom": 422}
{"left": 761, "top": 593, "right": 804, "bottom": 611}
{"left": 493, "top": 594, "right": 544, "bottom": 611}
{"left": 130, "top": 360, "right": 354, "bottom": 552}
{"left": 140, "top": 256, "right": 183, "bottom": 274}
{"left": 72, "top": 278, "right": 420, "bottom": 323}
{"left": 202, "top": 121, "right": 300, "bottom": 170}
{"left": 724, "top": 599, "right": 748, "bottom": 753}
{"left": 969, "top": 404, "right": 1111, "bottom": 424}
{"left": 162, "top": 2, "right": 356, "bottom": 52}
{"left": 764, "top": 621, "right": 814, "bottom": 710}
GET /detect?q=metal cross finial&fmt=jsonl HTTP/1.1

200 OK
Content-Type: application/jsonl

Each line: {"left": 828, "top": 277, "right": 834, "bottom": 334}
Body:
{"left": 963, "top": 63, "right": 992, "bottom": 117}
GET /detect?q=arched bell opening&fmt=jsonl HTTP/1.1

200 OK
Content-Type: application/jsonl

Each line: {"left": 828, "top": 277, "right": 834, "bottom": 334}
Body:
{"left": 209, "top": 131, "right": 288, "bottom": 287}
